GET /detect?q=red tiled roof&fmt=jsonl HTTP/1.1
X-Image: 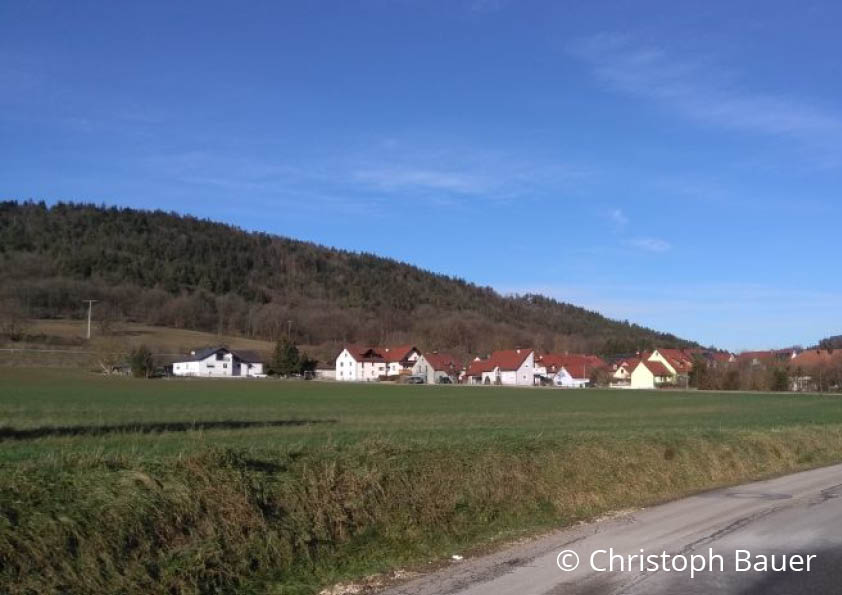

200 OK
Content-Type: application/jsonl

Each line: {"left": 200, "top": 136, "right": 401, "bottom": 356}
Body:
{"left": 537, "top": 353, "right": 607, "bottom": 379}
{"left": 791, "top": 350, "right": 842, "bottom": 369}
{"left": 656, "top": 348, "right": 694, "bottom": 373}
{"left": 466, "top": 358, "right": 494, "bottom": 377}
{"left": 737, "top": 350, "right": 776, "bottom": 362}
{"left": 344, "top": 345, "right": 418, "bottom": 364}
{"left": 466, "top": 349, "right": 533, "bottom": 376}
{"left": 423, "top": 352, "right": 463, "bottom": 372}
{"left": 641, "top": 360, "right": 673, "bottom": 377}
{"left": 343, "top": 344, "right": 384, "bottom": 362}
{"left": 709, "top": 352, "right": 734, "bottom": 363}
{"left": 488, "top": 349, "right": 532, "bottom": 371}
{"left": 618, "top": 358, "right": 640, "bottom": 371}
{"left": 381, "top": 345, "right": 418, "bottom": 363}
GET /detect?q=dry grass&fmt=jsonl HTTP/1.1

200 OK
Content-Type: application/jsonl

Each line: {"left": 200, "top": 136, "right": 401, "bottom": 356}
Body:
{"left": 4, "top": 429, "right": 842, "bottom": 594}
{"left": 24, "top": 319, "right": 274, "bottom": 353}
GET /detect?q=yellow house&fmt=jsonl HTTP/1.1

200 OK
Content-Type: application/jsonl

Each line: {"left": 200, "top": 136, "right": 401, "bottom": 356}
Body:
{"left": 630, "top": 360, "right": 674, "bottom": 389}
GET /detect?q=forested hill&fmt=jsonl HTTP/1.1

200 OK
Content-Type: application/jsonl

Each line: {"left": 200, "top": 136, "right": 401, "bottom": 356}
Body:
{"left": 0, "top": 201, "right": 697, "bottom": 356}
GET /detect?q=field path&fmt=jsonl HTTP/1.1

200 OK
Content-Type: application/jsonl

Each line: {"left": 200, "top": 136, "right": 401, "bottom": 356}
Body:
{"left": 378, "top": 463, "right": 842, "bottom": 595}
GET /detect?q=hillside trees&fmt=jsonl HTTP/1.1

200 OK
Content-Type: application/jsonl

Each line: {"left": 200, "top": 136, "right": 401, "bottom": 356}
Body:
{"left": 0, "top": 201, "right": 698, "bottom": 356}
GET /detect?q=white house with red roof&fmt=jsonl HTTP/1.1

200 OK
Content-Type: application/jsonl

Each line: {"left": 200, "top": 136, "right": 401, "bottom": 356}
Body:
{"left": 464, "top": 357, "right": 495, "bottom": 384}
{"left": 412, "top": 351, "right": 463, "bottom": 384}
{"left": 610, "top": 358, "right": 639, "bottom": 386}
{"left": 381, "top": 345, "right": 421, "bottom": 376}
{"left": 466, "top": 349, "right": 535, "bottom": 385}
{"left": 630, "top": 359, "right": 674, "bottom": 389}
{"left": 335, "top": 345, "right": 386, "bottom": 381}
{"left": 535, "top": 354, "right": 607, "bottom": 388}
{"left": 649, "top": 348, "right": 694, "bottom": 378}
{"left": 335, "top": 344, "right": 420, "bottom": 382}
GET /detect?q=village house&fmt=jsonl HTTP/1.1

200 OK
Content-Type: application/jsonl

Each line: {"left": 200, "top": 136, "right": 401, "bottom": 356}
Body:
{"left": 464, "top": 349, "right": 535, "bottom": 386}
{"left": 534, "top": 354, "right": 607, "bottom": 388}
{"left": 610, "top": 358, "right": 639, "bottom": 387}
{"left": 648, "top": 348, "right": 693, "bottom": 385}
{"left": 630, "top": 359, "right": 674, "bottom": 389}
{"left": 412, "top": 351, "right": 463, "bottom": 384}
{"left": 789, "top": 349, "right": 842, "bottom": 391}
{"left": 623, "top": 348, "right": 695, "bottom": 389}
{"left": 464, "top": 357, "right": 494, "bottom": 384}
{"left": 335, "top": 345, "right": 421, "bottom": 381}
{"left": 172, "top": 347, "right": 265, "bottom": 378}
{"left": 381, "top": 345, "right": 422, "bottom": 376}
{"left": 335, "top": 345, "right": 385, "bottom": 381}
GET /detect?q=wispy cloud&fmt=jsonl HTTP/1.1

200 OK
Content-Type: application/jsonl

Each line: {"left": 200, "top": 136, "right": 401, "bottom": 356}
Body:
{"left": 353, "top": 167, "right": 490, "bottom": 195}
{"left": 570, "top": 34, "right": 842, "bottom": 157}
{"left": 349, "top": 140, "right": 589, "bottom": 203}
{"left": 629, "top": 237, "right": 671, "bottom": 253}
{"left": 607, "top": 208, "right": 628, "bottom": 229}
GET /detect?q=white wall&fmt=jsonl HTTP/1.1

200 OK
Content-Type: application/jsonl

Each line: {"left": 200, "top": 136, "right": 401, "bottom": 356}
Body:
{"left": 336, "top": 349, "right": 387, "bottom": 381}
{"left": 479, "top": 353, "right": 535, "bottom": 386}
{"left": 630, "top": 364, "right": 656, "bottom": 389}
{"left": 361, "top": 361, "right": 386, "bottom": 380}
{"left": 412, "top": 355, "right": 456, "bottom": 384}
{"left": 335, "top": 349, "right": 358, "bottom": 381}
{"left": 387, "top": 351, "right": 419, "bottom": 376}
{"left": 172, "top": 352, "right": 264, "bottom": 377}
{"left": 553, "top": 367, "right": 588, "bottom": 388}
{"left": 515, "top": 352, "right": 535, "bottom": 385}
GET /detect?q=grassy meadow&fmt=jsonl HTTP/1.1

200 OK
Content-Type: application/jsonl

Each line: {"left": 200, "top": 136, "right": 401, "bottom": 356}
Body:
{"left": 4, "top": 368, "right": 842, "bottom": 593}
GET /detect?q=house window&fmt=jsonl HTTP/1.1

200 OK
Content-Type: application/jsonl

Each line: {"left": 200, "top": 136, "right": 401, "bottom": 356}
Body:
{"left": 216, "top": 353, "right": 224, "bottom": 361}
{"left": 223, "top": 363, "right": 228, "bottom": 369}
{"left": 207, "top": 363, "right": 215, "bottom": 368}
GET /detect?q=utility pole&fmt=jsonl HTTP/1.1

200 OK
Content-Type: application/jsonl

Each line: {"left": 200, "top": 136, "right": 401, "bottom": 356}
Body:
{"left": 287, "top": 320, "right": 292, "bottom": 340}
{"left": 83, "top": 299, "right": 98, "bottom": 339}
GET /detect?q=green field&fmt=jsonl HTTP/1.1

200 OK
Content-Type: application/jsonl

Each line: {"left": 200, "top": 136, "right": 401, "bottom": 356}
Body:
{"left": 4, "top": 368, "right": 842, "bottom": 594}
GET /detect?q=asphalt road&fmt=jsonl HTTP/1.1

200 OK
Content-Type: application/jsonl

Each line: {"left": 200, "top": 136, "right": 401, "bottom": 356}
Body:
{"left": 379, "top": 463, "right": 842, "bottom": 595}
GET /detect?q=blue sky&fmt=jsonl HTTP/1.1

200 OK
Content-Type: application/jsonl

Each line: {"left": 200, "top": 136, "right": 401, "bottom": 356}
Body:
{"left": 2, "top": 1, "right": 841, "bottom": 351}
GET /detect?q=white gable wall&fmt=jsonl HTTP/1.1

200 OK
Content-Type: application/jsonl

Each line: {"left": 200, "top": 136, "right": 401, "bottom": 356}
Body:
{"left": 515, "top": 351, "right": 535, "bottom": 385}
{"left": 336, "top": 349, "right": 359, "bottom": 382}
{"left": 553, "top": 367, "right": 588, "bottom": 388}
{"left": 630, "top": 363, "right": 656, "bottom": 389}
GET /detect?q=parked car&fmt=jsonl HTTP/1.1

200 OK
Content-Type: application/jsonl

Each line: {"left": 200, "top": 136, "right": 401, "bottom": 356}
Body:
{"left": 437, "top": 377, "right": 453, "bottom": 384}
{"left": 406, "top": 376, "right": 425, "bottom": 384}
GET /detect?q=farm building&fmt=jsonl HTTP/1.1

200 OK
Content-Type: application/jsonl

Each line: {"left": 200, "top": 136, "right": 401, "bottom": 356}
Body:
{"left": 172, "top": 347, "right": 264, "bottom": 378}
{"left": 314, "top": 364, "right": 336, "bottom": 380}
